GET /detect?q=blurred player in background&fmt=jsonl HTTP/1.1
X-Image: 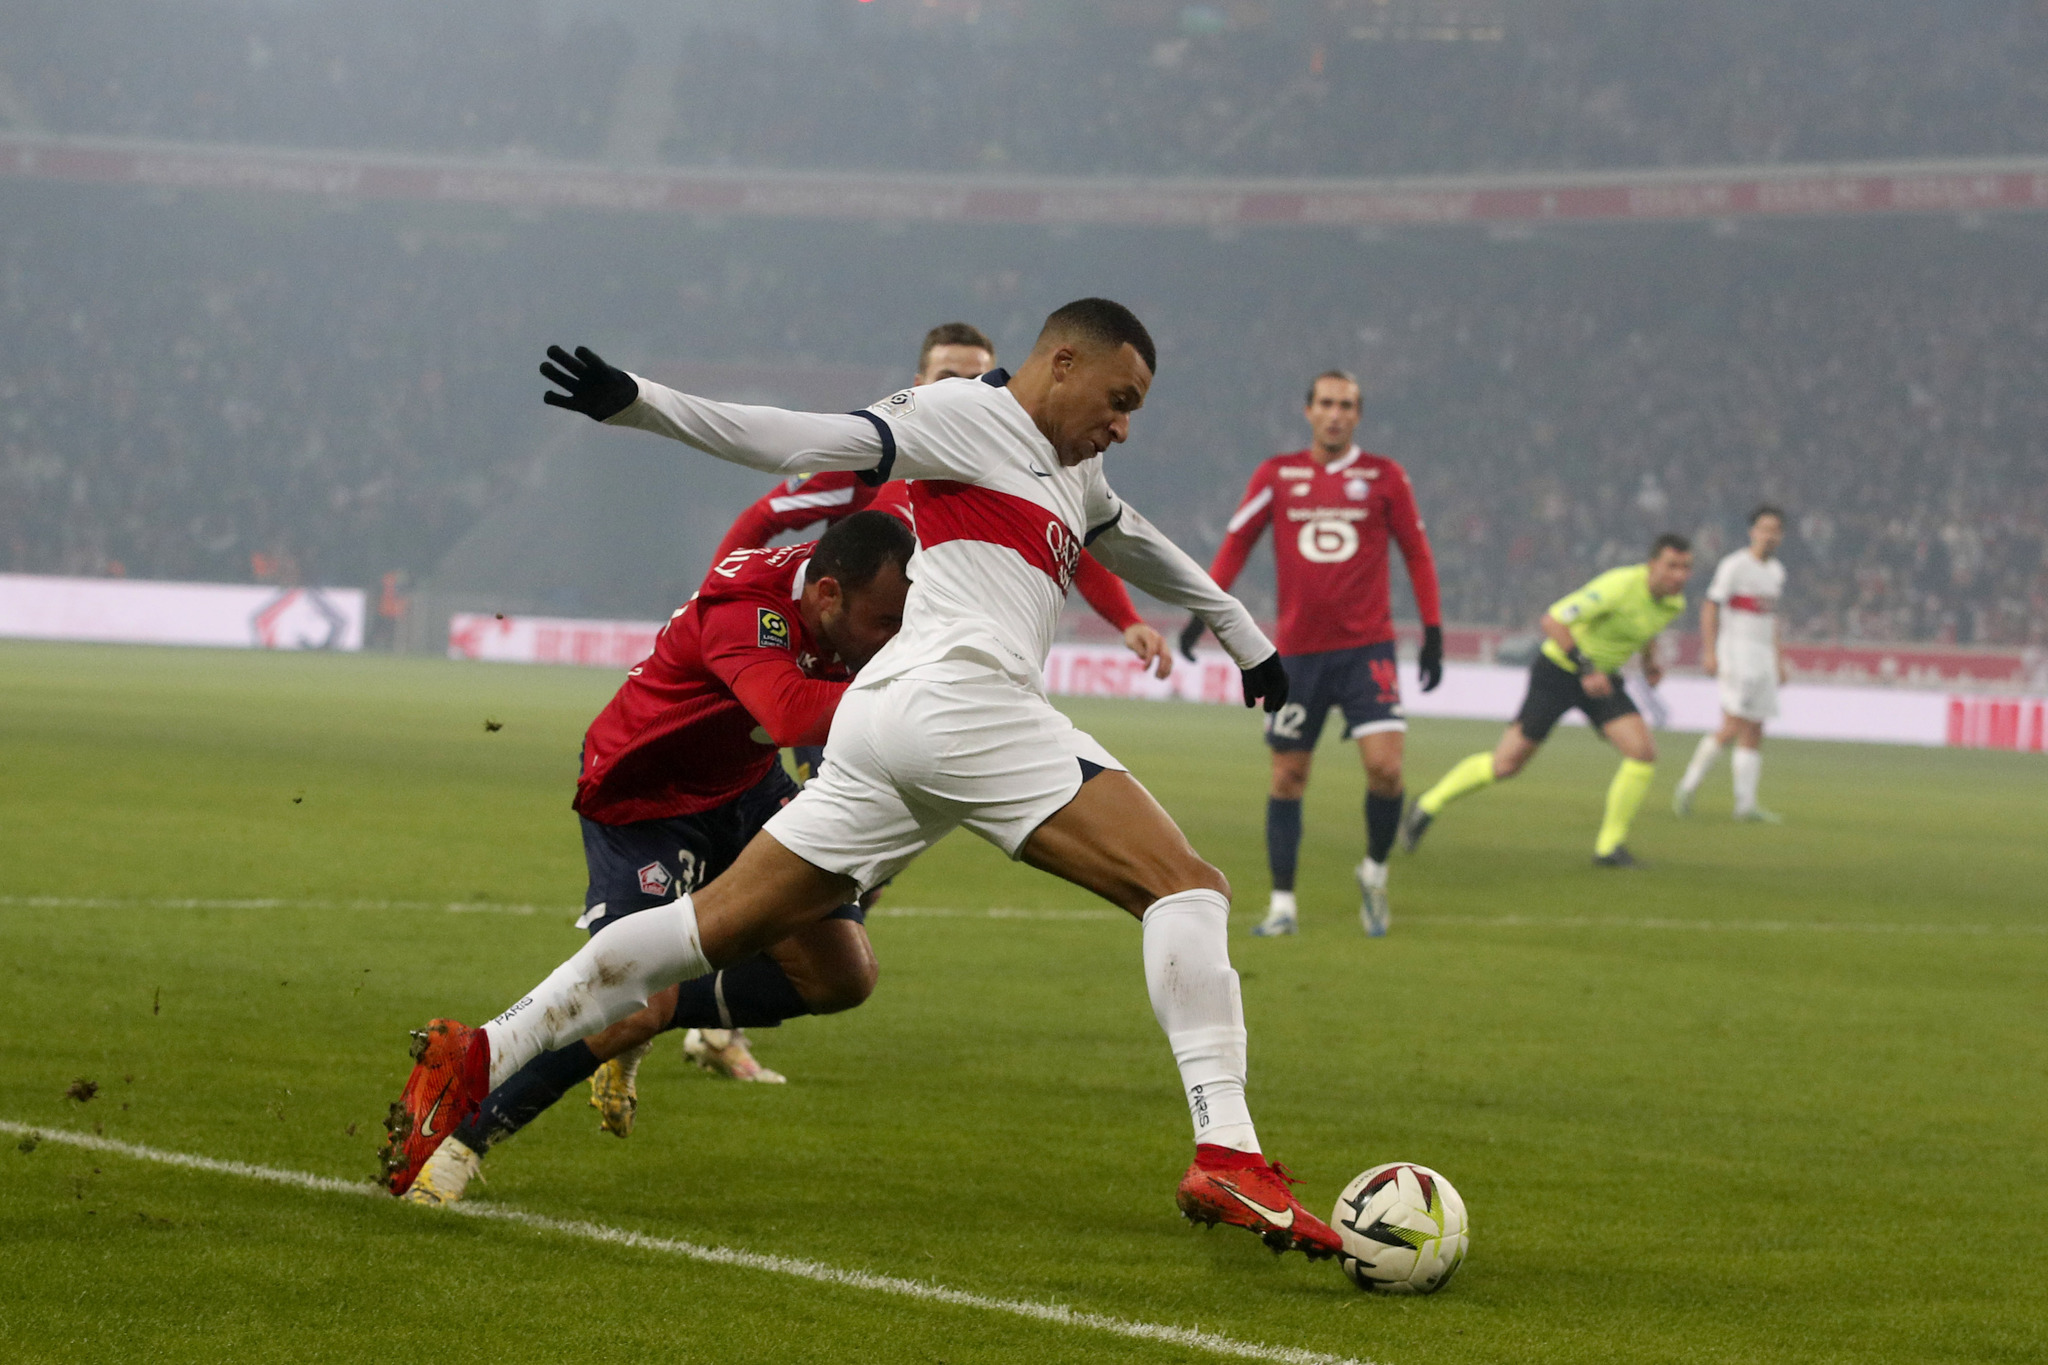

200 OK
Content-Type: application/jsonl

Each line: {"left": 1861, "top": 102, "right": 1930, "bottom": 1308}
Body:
{"left": 1674, "top": 506, "right": 1788, "bottom": 821}
{"left": 387, "top": 513, "right": 914, "bottom": 1205}
{"left": 1181, "top": 371, "right": 1443, "bottom": 937}
{"left": 1405, "top": 535, "right": 1693, "bottom": 867}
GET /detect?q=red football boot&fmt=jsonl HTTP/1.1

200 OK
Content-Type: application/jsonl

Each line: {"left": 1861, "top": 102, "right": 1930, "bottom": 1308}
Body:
{"left": 378, "top": 1019, "right": 490, "bottom": 1196}
{"left": 1176, "top": 1145, "right": 1344, "bottom": 1260}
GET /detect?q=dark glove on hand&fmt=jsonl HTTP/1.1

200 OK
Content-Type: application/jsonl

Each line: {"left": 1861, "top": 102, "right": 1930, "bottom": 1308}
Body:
{"left": 1418, "top": 624, "right": 1445, "bottom": 693}
{"left": 1177, "top": 615, "right": 1207, "bottom": 663}
{"left": 540, "top": 345, "right": 638, "bottom": 422}
{"left": 1241, "top": 652, "right": 1289, "bottom": 713}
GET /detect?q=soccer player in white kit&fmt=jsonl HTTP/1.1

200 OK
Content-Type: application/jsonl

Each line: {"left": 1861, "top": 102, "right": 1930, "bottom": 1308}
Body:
{"left": 1675, "top": 505, "right": 1788, "bottom": 821}
{"left": 384, "top": 300, "right": 1347, "bottom": 1259}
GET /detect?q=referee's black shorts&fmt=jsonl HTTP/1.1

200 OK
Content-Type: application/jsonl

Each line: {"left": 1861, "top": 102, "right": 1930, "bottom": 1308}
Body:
{"left": 1514, "top": 654, "right": 1638, "bottom": 742}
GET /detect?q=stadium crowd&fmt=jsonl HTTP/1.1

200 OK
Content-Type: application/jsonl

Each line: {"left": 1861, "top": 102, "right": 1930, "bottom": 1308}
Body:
{"left": 5, "top": 0, "right": 2047, "bottom": 178}
{"left": 3, "top": 185, "right": 2041, "bottom": 649}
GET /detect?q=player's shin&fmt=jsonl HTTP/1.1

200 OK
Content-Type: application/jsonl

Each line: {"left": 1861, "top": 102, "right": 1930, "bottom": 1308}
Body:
{"left": 1143, "top": 889, "right": 1259, "bottom": 1155}
{"left": 1595, "top": 758, "right": 1657, "bottom": 857}
{"left": 1364, "top": 790, "right": 1403, "bottom": 864}
{"left": 482, "top": 895, "right": 711, "bottom": 1088}
{"left": 1419, "top": 751, "right": 1495, "bottom": 816}
{"left": 1679, "top": 734, "right": 1722, "bottom": 797}
{"left": 453, "top": 1041, "right": 604, "bottom": 1154}
{"left": 671, "top": 954, "right": 811, "bottom": 1029}
{"left": 1731, "top": 747, "right": 1763, "bottom": 815}
{"left": 1264, "top": 798, "right": 1302, "bottom": 894}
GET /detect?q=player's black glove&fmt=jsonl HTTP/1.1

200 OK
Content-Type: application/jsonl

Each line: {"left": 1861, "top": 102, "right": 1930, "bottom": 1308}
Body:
{"left": 540, "top": 345, "right": 638, "bottom": 422}
{"left": 1241, "top": 652, "right": 1289, "bottom": 713}
{"left": 1177, "top": 614, "right": 1207, "bottom": 662}
{"left": 1418, "top": 624, "right": 1444, "bottom": 693}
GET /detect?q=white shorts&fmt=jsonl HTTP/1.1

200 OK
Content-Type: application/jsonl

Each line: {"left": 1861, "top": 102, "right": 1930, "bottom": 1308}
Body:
{"left": 1718, "top": 666, "right": 1779, "bottom": 723}
{"left": 764, "top": 666, "right": 1126, "bottom": 893}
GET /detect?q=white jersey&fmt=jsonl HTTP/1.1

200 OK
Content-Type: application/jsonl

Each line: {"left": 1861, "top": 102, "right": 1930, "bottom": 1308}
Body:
{"left": 1706, "top": 548, "right": 1785, "bottom": 666}
{"left": 610, "top": 368, "right": 1274, "bottom": 690}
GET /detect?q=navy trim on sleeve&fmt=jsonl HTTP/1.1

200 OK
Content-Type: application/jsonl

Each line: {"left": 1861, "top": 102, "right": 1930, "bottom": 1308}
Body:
{"left": 979, "top": 368, "right": 1011, "bottom": 387}
{"left": 1083, "top": 507, "right": 1123, "bottom": 545}
{"left": 847, "top": 410, "right": 897, "bottom": 487}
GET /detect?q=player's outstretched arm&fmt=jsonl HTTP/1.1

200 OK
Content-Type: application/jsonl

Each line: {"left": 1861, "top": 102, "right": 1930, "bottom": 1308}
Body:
{"left": 540, "top": 344, "right": 887, "bottom": 478}
{"left": 1086, "top": 506, "right": 1286, "bottom": 711}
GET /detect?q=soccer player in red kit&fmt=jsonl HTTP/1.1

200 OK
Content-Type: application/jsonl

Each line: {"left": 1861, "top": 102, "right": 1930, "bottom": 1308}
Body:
{"left": 1181, "top": 371, "right": 1444, "bottom": 937}
{"left": 385, "top": 512, "right": 914, "bottom": 1205}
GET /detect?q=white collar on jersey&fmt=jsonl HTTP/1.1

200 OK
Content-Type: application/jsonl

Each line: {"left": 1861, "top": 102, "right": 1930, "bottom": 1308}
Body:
{"left": 1322, "top": 446, "right": 1363, "bottom": 475}
{"left": 790, "top": 556, "right": 810, "bottom": 600}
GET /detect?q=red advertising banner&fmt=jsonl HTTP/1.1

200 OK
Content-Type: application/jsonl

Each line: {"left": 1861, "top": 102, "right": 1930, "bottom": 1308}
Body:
{"left": 6, "top": 133, "right": 2046, "bottom": 230}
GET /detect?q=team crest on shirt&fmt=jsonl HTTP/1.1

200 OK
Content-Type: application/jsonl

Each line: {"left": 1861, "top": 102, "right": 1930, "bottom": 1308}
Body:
{"left": 636, "top": 861, "right": 672, "bottom": 897}
{"left": 1345, "top": 477, "right": 1370, "bottom": 500}
{"left": 757, "top": 608, "right": 792, "bottom": 649}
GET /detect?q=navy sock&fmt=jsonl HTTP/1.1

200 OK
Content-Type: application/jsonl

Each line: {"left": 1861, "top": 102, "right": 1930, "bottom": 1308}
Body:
{"left": 1366, "top": 789, "right": 1405, "bottom": 863}
{"left": 453, "top": 1040, "right": 602, "bottom": 1154}
{"left": 1266, "top": 797, "right": 1303, "bottom": 893}
{"left": 671, "top": 954, "right": 812, "bottom": 1030}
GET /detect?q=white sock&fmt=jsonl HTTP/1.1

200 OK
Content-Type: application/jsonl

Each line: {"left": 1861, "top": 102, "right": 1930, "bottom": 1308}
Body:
{"left": 482, "top": 895, "right": 710, "bottom": 1088}
{"left": 1679, "top": 734, "right": 1722, "bottom": 795}
{"left": 1143, "top": 889, "right": 1260, "bottom": 1154}
{"left": 1360, "top": 858, "right": 1388, "bottom": 890}
{"left": 1265, "top": 890, "right": 1296, "bottom": 920}
{"left": 1732, "top": 747, "right": 1762, "bottom": 814}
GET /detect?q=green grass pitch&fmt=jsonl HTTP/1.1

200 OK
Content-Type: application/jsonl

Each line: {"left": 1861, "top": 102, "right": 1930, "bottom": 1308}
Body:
{"left": 1, "top": 640, "right": 2044, "bottom": 1365}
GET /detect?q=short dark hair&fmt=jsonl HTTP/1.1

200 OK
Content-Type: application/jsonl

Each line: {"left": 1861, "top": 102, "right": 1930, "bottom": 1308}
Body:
{"left": 1305, "top": 370, "right": 1361, "bottom": 406}
{"left": 1650, "top": 532, "right": 1693, "bottom": 558}
{"left": 1037, "top": 297, "right": 1157, "bottom": 375}
{"left": 1750, "top": 503, "right": 1785, "bottom": 525}
{"left": 918, "top": 322, "right": 995, "bottom": 370}
{"left": 807, "top": 511, "right": 915, "bottom": 592}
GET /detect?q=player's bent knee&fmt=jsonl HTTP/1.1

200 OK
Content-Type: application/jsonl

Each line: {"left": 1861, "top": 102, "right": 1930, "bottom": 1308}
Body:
{"left": 805, "top": 958, "right": 878, "bottom": 1015}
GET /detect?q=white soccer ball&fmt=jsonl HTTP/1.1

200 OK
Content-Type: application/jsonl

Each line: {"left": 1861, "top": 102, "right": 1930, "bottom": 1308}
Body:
{"left": 1330, "top": 1162, "right": 1469, "bottom": 1294}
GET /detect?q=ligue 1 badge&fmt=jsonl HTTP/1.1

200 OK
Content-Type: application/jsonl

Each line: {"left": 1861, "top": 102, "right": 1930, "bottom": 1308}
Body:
{"left": 757, "top": 608, "right": 792, "bottom": 649}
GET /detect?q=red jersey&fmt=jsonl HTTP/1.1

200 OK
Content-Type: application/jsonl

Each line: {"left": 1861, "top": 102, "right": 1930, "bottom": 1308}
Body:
{"left": 1207, "top": 447, "right": 1441, "bottom": 656}
{"left": 714, "top": 474, "right": 1142, "bottom": 631}
{"left": 574, "top": 543, "right": 849, "bottom": 825}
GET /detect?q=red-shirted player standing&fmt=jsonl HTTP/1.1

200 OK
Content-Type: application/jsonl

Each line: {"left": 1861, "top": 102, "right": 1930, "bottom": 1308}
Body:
{"left": 386, "top": 513, "right": 914, "bottom": 1205}
{"left": 1181, "top": 371, "right": 1444, "bottom": 937}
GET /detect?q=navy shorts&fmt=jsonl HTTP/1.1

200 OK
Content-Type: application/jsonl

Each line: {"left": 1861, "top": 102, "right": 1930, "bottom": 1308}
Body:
{"left": 576, "top": 764, "right": 864, "bottom": 936}
{"left": 1263, "top": 642, "right": 1405, "bottom": 752}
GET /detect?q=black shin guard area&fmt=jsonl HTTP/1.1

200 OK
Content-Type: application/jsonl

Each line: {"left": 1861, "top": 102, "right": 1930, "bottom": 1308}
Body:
{"left": 454, "top": 1040, "right": 602, "bottom": 1153}
{"left": 671, "top": 954, "right": 813, "bottom": 1031}
{"left": 1366, "top": 789, "right": 1405, "bottom": 863}
{"left": 1266, "top": 797, "right": 1303, "bottom": 892}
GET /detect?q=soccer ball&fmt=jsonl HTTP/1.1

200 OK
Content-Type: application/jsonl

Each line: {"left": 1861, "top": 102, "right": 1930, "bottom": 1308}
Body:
{"left": 1330, "top": 1163, "right": 1469, "bottom": 1294}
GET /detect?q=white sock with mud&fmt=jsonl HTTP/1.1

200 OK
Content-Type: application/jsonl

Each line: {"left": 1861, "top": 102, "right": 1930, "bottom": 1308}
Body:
{"left": 482, "top": 895, "right": 711, "bottom": 1088}
{"left": 1143, "top": 889, "right": 1259, "bottom": 1154}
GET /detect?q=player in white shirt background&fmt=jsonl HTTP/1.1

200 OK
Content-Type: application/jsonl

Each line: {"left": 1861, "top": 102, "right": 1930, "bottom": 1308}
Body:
{"left": 384, "top": 299, "right": 1349, "bottom": 1261}
{"left": 1674, "top": 505, "right": 1788, "bottom": 821}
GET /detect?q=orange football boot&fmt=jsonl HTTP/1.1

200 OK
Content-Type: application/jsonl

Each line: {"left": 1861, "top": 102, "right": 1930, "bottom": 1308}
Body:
{"left": 1176, "top": 1145, "right": 1343, "bottom": 1259}
{"left": 378, "top": 1019, "right": 489, "bottom": 1196}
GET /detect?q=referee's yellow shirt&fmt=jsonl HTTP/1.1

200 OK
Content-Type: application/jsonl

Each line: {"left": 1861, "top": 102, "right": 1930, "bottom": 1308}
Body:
{"left": 1539, "top": 564, "right": 1685, "bottom": 675}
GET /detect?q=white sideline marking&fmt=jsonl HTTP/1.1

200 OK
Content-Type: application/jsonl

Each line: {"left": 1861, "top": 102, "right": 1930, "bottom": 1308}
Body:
{"left": 872, "top": 905, "right": 1124, "bottom": 922}
{"left": 1409, "top": 914, "right": 2048, "bottom": 938}
{"left": 0, "top": 1121, "right": 1371, "bottom": 1365}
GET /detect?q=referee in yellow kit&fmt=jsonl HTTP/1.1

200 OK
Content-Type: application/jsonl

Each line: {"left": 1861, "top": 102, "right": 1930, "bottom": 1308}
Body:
{"left": 1403, "top": 534, "right": 1693, "bottom": 867}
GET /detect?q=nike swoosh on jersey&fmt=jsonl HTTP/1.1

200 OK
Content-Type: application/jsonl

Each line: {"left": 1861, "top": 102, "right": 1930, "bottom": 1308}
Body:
{"left": 1220, "top": 1183, "right": 1294, "bottom": 1227}
{"left": 419, "top": 1094, "right": 445, "bottom": 1139}
{"left": 1028, "top": 465, "right": 1053, "bottom": 478}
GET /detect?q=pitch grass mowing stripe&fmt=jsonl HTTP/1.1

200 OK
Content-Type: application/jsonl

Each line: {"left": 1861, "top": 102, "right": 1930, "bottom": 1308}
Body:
{"left": 9, "top": 895, "right": 2039, "bottom": 938}
{"left": 0, "top": 1121, "right": 1374, "bottom": 1365}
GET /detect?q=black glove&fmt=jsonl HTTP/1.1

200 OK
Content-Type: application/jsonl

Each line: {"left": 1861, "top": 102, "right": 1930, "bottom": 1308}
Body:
{"left": 1241, "top": 652, "right": 1289, "bottom": 713}
{"left": 1418, "top": 624, "right": 1444, "bottom": 693}
{"left": 1177, "top": 615, "right": 1207, "bottom": 662}
{"left": 540, "top": 345, "right": 638, "bottom": 422}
